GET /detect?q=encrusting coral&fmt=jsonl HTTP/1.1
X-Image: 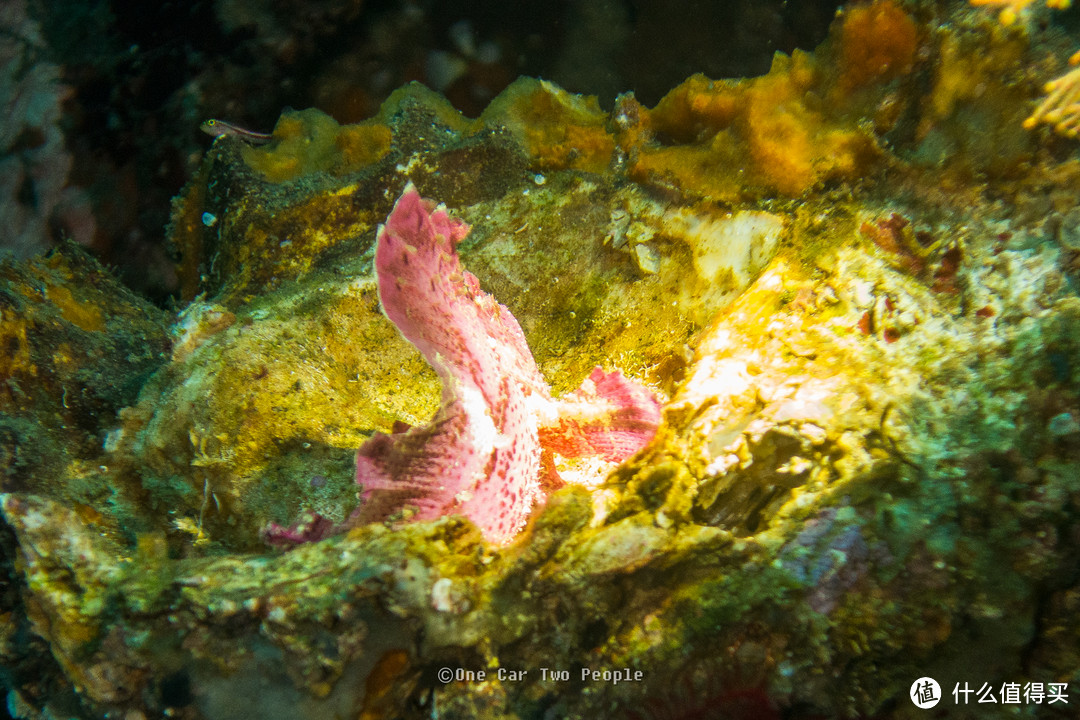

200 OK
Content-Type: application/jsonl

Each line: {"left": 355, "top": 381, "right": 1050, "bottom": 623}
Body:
{"left": 267, "top": 186, "right": 660, "bottom": 545}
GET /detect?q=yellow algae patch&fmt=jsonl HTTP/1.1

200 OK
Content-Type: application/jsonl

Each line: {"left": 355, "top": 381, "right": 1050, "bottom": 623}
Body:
{"left": 44, "top": 285, "right": 105, "bottom": 333}
{"left": 626, "top": 2, "right": 914, "bottom": 200}
{"left": 626, "top": 132, "right": 748, "bottom": 203}
{"left": 481, "top": 77, "right": 614, "bottom": 174}
{"left": 0, "top": 310, "right": 33, "bottom": 379}
{"left": 50, "top": 343, "right": 79, "bottom": 374}
{"left": 747, "top": 53, "right": 880, "bottom": 197}
{"left": 221, "top": 0, "right": 918, "bottom": 208}
{"left": 241, "top": 109, "right": 335, "bottom": 182}
{"left": 645, "top": 74, "right": 745, "bottom": 142}
{"left": 336, "top": 123, "right": 393, "bottom": 170}
{"left": 832, "top": 0, "right": 918, "bottom": 97}
{"left": 213, "top": 182, "right": 384, "bottom": 301}
{"left": 241, "top": 108, "right": 392, "bottom": 183}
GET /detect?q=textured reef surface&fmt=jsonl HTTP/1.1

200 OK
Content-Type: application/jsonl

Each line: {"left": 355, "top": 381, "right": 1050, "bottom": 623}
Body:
{"left": 3, "top": 2, "right": 1080, "bottom": 719}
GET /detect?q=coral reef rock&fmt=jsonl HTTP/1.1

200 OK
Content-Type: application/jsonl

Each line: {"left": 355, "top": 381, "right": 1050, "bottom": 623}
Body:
{"left": 2, "top": 2, "right": 1080, "bottom": 719}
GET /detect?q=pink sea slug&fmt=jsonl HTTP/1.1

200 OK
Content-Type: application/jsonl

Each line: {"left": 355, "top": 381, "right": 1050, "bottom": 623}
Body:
{"left": 267, "top": 185, "right": 660, "bottom": 546}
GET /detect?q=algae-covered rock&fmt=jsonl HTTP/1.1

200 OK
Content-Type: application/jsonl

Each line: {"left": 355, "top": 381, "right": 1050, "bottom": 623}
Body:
{"left": 2, "top": 2, "right": 1080, "bottom": 719}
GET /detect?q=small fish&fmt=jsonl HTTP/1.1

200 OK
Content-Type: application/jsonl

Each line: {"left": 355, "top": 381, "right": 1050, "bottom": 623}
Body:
{"left": 200, "top": 118, "right": 274, "bottom": 145}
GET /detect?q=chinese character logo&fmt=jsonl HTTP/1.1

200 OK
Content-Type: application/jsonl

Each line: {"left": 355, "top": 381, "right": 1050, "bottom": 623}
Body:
{"left": 911, "top": 677, "right": 942, "bottom": 709}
